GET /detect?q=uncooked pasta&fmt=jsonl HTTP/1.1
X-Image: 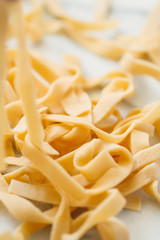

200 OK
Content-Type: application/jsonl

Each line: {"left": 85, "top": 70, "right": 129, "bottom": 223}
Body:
{"left": 0, "top": 0, "right": 160, "bottom": 240}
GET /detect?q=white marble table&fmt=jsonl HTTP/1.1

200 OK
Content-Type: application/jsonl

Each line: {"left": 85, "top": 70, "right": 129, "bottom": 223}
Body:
{"left": 1, "top": 0, "right": 160, "bottom": 239}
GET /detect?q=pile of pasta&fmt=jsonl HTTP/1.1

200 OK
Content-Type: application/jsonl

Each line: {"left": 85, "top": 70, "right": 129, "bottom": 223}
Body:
{"left": 1, "top": 0, "right": 160, "bottom": 240}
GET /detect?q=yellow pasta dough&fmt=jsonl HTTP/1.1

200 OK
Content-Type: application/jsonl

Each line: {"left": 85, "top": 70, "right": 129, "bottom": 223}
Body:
{"left": 0, "top": 0, "right": 160, "bottom": 240}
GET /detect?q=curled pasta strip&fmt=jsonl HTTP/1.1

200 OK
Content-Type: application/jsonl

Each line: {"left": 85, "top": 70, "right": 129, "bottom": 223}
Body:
{"left": 120, "top": 53, "right": 160, "bottom": 81}
{"left": 5, "top": 156, "right": 33, "bottom": 168}
{"left": 62, "top": 189, "right": 126, "bottom": 240}
{"left": 113, "top": 102, "right": 160, "bottom": 136}
{"left": 0, "top": 191, "right": 53, "bottom": 223}
{"left": 133, "top": 143, "right": 160, "bottom": 171}
{"left": 9, "top": 180, "right": 61, "bottom": 204}
{"left": 14, "top": 208, "right": 58, "bottom": 240}
{"left": 42, "top": 108, "right": 155, "bottom": 144}
{"left": 93, "top": 74, "right": 134, "bottom": 124}
{"left": 118, "top": 160, "right": 160, "bottom": 196}
{"left": 143, "top": 180, "right": 160, "bottom": 203}
{"left": 97, "top": 217, "right": 129, "bottom": 240}
{"left": 73, "top": 139, "right": 133, "bottom": 194}
{"left": 129, "top": 129, "right": 150, "bottom": 155}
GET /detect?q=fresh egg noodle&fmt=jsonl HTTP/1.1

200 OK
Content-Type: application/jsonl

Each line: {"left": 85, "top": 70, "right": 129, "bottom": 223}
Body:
{"left": 0, "top": 0, "right": 160, "bottom": 240}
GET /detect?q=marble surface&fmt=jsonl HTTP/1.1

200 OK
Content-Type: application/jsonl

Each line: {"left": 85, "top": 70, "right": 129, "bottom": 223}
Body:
{"left": 1, "top": 0, "right": 160, "bottom": 239}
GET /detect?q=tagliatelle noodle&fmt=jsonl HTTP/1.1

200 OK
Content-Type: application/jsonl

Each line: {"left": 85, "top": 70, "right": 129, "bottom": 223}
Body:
{"left": 0, "top": 175, "right": 54, "bottom": 224}
{"left": 143, "top": 180, "right": 160, "bottom": 203}
{"left": 13, "top": 208, "right": 58, "bottom": 240}
{"left": 73, "top": 139, "right": 133, "bottom": 193}
{"left": 42, "top": 101, "right": 160, "bottom": 145}
{"left": 0, "top": 2, "right": 7, "bottom": 170}
{"left": 125, "top": 195, "right": 141, "bottom": 211}
{"left": 129, "top": 129, "right": 150, "bottom": 155}
{"left": 118, "top": 160, "right": 160, "bottom": 196}
{"left": 5, "top": 156, "right": 33, "bottom": 168}
{"left": 120, "top": 53, "right": 160, "bottom": 81}
{"left": 9, "top": 180, "right": 61, "bottom": 204}
{"left": 97, "top": 217, "right": 129, "bottom": 240}
{"left": 8, "top": 0, "right": 44, "bottom": 148}
{"left": 4, "top": 167, "right": 30, "bottom": 183}
{"left": 133, "top": 143, "right": 160, "bottom": 171}
{"left": 0, "top": 191, "right": 53, "bottom": 223}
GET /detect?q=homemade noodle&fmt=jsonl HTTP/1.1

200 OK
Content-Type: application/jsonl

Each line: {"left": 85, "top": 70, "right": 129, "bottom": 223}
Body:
{"left": 0, "top": 0, "right": 160, "bottom": 240}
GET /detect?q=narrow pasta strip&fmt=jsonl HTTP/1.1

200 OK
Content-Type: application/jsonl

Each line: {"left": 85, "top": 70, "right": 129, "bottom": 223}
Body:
{"left": 45, "top": 124, "right": 70, "bottom": 143}
{"left": 5, "top": 137, "right": 15, "bottom": 157}
{"left": 14, "top": 208, "right": 58, "bottom": 240}
{"left": 50, "top": 192, "right": 70, "bottom": 240}
{"left": 97, "top": 217, "right": 129, "bottom": 240}
{"left": 29, "top": 50, "right": 67, "bottom": 82}
{"left": 42, "top": 113, "right": 145, "bottom": 144}
{"left": 3, "top": 80, "right": 18, "bottom": 104}
{"left": 129, "top": 129, "right": 149, "bottom": 155}
{"left": 143, "top": 180, "right": 160, "bottom": 203}
{"left": 93, "top": 90, "right": 130, "bottom": 125}
{"left": 120, "top": 53, "right": 160, "bottom": 81}
{"left": 4, "top": 156, "right": 33, "bottom": 168}
{"left": 9, "top": 179, "right": 61, "bottom": 204}
{"left": 0, "top": 191, "right": 53, "bottom": 223}
{"left": 0, "top": 173, "right": 8, "bottom": 192}
{"left": 22, "top": 135, "right": 88, "bottom": 201}
{"left": 38, "top": 75, "right": 79, "bottom": 114}
{"left": 73, "top": 139, "right": 133, "bottom": 194}
{"left": 118, "top": 161, "right": 160, "bottom": 196}
{"left": 133, "top": 143, "right": 160, "bottom": 171}
{"left": 64, "top": 29, "right": 126, "bottom": 60}
{"left": 125, "top": 195, "right": 141, "bottom": 211}
{"left": 14, "top": 222, "right": 47, "bottom": 240}
{"left": 9, "top": 0, "right": 44, "bottom": 148}
{"left": 61, "top": 87, "right": 92, "bottom": 118}
{"left": 62, "top": 189, "right": 125, "bottom": 240}
{"left": 4, "top": 167, "right": 28, "bottom": 184}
